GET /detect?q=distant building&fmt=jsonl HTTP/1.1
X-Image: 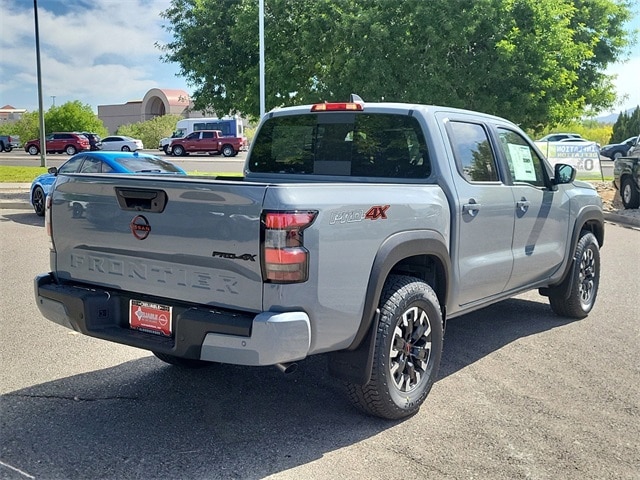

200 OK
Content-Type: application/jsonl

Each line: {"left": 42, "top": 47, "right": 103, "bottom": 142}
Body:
{"left": 98, "top": 88, "right": 207, "bottom": 134}
{"left": 0, "top": 105, "right": 27, "bottom": 124}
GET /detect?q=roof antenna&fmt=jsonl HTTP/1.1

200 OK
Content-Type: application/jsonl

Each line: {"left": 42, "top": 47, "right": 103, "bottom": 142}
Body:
{"left": 349, "top": 94, "right": 364, "bottom": 103}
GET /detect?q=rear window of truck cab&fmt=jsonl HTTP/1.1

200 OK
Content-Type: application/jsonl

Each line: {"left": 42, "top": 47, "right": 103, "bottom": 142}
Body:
{"left": 249, "top": 113, "right": 431, "bottom": 178}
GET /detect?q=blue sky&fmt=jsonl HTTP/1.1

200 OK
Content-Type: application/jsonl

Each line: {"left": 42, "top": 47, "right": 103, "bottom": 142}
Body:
{"left": 0, "top": 0, "right": 638, "bottom": 115}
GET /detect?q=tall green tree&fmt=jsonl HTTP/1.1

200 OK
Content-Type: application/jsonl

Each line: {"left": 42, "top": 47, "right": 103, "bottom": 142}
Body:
{"left": 160, "top": 0, "right": 634, "bottom": 130}
{"left": 610, "top": 106, "right": 640, "bottom": 143}
{"left": 0, "top": 111, "right": 40, "bottom": 143}
{"left": 45, "top": 101, "right": 108, "bottom": 136}
{"left": 117, "top": 114, "right": 182, "bottom": 149}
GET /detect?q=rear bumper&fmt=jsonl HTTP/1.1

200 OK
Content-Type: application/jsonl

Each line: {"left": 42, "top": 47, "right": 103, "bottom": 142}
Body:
{"left": 34, "top": 273, "right": 311, "bottom": 366}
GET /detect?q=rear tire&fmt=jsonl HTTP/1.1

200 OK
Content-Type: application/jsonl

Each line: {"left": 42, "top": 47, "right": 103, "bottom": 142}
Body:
{"left": 121, "top": 146, "right": 131, "bottom": 152}
{"left": 153, "top": 351, "right": 211, "bottom": 368}
{"left": 548, "top": 231, "right": 600, "bottom": 319}
{"left": 163, "top": 144, "right": 171, "bottom": 155}
{"left": 65, "top": 145, "right": 77, "bottom": 155}
{"left": 346, "top": 275, "right": 443, "bottom": 420}
{"left": 221, "top": 145, "right": 235, "bottom": 157}
{"left": 621, "top": 177, "right": 640, "bottom": 209}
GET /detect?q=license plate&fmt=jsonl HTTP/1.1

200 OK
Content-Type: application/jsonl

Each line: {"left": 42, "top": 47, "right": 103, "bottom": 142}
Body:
{"left": 129, "top": 300, "right": 173, "bottom": 337}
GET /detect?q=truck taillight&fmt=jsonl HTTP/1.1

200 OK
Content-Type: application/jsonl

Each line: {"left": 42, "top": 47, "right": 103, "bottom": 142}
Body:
{"left": 262, "top": 211, "right": 317, "bottom": 283}
{"left": 45, "top": 195, "right": 54, "bottom": 249}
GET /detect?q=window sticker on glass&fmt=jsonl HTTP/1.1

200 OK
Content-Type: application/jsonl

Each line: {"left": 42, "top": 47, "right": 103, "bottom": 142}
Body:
{"left": 508, "top": 144, "right": 537, "bottom": 182}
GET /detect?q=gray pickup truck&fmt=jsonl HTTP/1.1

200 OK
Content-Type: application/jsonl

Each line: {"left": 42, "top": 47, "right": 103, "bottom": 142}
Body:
{"left": 34, "top": 97, "right": 604, "bottom": 419}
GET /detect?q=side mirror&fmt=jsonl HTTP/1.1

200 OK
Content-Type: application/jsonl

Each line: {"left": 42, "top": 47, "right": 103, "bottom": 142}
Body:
{"left": 554, "top": 163, "right": 576, "bottom": 184}
{"left": 48, "top": 166, "right": 58, "bottom": 175}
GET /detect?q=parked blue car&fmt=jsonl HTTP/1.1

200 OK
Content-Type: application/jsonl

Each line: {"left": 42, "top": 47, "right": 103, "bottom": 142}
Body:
{"left": 30, "top": 151, "right": 186, "bottom": 216}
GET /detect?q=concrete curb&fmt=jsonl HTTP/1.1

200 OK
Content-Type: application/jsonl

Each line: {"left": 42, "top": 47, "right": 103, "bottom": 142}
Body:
{"left": 603, "top": 211, "right": 640, "bottom": 228}
{"left": 0, "top": 200, "right": 31, "bottom": 210}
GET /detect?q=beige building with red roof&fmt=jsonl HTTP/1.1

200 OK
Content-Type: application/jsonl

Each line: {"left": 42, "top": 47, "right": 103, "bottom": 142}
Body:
{"left": 98, "top": 88, "right": 206, "bottom": 133}
{"left": 0, "top": 105, "right": 27, "bottom": 124}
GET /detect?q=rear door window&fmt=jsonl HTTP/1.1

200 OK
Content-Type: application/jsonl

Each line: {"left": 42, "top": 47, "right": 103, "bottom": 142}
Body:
{"left": 249, "top": 113, "right": 430, "bottom": 178}
{"left": 447, "top": 121, "right": 500, "bottom": 183}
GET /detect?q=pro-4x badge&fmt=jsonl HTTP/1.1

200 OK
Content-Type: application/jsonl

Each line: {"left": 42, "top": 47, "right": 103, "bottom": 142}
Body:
{"left": 212, "top": 251, "right": 256, "bottom": 262}
{"left": 365, "top": 205, "right": 390, "bottom": 220}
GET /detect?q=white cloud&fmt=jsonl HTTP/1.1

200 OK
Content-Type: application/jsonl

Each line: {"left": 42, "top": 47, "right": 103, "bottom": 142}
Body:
{"left": 0, "top": 0, "right": 186, "bottom": 111}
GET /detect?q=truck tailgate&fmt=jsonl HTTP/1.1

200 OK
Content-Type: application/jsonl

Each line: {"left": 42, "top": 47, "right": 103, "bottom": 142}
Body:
{"left": 50, "top": 175, "right": 267, "bottom": 312}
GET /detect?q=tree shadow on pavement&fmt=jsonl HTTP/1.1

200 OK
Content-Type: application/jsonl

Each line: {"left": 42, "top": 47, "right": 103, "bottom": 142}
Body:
{"left": 439, "top": 297, "right": 573, "bottom": 379}
{"left": 0, "top": 211, "right": 43, "bottom": 227}
{"left": 0, "top": 297, "right": 572, "bottom": 479}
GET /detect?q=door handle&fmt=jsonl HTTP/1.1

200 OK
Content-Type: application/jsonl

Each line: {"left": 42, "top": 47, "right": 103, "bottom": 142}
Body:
{"left": 516, "top": 198, "right": 530, "bottom": 213}
{"left": 463, "top": 200, "right": 481, "bottom": 217}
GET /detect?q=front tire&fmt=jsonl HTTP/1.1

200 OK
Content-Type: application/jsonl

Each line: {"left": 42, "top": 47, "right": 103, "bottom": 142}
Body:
{"left": 163, "top": 144, "right": 171, "bottom": 155}
{"left": 548, "top": 231, "right": 600, "bottom": 319}
{"left": 346, "top": 275, "right": 443, "bottom": 420}
{"left": 172, "top": 145, "right": 185, "bottom": 156}
{"left": 28, "top": 145, "right": 39, "bottom": 155}
{"left": 32, "top": 186, "right": 45, "bottom": 216}
{"left": 153, "top": 351, "right": 211, "bottom": 368}
{"left": 621, "top": 177, "right": 640, "bottom": 209}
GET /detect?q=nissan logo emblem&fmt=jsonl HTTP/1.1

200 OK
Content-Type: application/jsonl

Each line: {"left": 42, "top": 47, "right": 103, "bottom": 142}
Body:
{"left": 130, "top": 215, "right": 151, "bottom": 240}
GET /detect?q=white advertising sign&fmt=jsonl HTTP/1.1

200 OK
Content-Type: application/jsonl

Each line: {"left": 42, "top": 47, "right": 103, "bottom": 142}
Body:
{"left": 534, "top": 141, "right": 603, "bottom": 180}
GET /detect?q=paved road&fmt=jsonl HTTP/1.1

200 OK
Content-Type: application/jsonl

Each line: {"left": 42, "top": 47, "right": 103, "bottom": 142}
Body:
{"left": 0, "top": 149, "right": 247, "bottom": 174}
{"left": 0, "top": 211, "right": 638, "bottom": 479}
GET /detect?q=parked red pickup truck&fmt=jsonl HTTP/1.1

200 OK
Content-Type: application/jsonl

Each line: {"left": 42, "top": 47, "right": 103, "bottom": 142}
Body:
{"left": 169, "top": 130, "right": 242, "bottom": 157}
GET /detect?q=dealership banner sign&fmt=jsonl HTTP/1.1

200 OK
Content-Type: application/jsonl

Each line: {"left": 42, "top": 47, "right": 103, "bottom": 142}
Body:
{"left": 535, "top": 142, "right": 603, "bottom": 180}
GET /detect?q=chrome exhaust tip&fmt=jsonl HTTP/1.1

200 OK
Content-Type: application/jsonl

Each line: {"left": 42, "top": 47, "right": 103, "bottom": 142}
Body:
{"left": 275, "top": 362, "right": 298, "bottom": 374}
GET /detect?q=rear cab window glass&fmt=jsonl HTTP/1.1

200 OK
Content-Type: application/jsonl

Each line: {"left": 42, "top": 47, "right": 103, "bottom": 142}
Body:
{"left": 249, "top": 113, "right": 431, "bottom": 178}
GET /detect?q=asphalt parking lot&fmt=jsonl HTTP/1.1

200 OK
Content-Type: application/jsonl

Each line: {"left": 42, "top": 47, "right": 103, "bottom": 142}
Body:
{"left": 0, "top": 207, "right": 638, "bottom": 479}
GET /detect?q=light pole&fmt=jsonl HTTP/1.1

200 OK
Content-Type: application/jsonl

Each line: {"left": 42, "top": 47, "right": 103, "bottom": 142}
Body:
{"left": 34, "top": 0, "right": 46, "bottom": 167}
{"left": 259, "top": 0, "right": 265, "bottom": 118}
{"left": 50, "top": 96, "right": 56, "bottom": 107}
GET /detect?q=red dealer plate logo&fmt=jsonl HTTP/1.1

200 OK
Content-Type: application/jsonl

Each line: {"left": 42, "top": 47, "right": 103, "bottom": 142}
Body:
{"left": 129, "top": 300, "right": 173, "bottom": 337}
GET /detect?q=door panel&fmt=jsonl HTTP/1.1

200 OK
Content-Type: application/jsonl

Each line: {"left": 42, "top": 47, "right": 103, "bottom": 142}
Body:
{"left": 446, "top": 121, "right": 515, "bottom": 306}
{"left": 494, "top": 127, "right": 570, "bottom": 289}
{"left": 507, "top": 185, "right": 569, "bottom": 288}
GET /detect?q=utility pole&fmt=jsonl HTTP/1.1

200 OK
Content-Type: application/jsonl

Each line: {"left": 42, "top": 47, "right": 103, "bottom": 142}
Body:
{"left": 50, "top": 96, "right": 56, "bottom": 107}
{"left": 34, "top": 0, "right": 46, "bottom": 167}
{"left": 259, "top": 0, "right": 265, "bottom": 118}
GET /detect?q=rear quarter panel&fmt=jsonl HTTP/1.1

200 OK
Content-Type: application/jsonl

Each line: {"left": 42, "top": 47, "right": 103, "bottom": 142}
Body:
{"left": 261, "top": 183, "right": 450, "bottom": 354}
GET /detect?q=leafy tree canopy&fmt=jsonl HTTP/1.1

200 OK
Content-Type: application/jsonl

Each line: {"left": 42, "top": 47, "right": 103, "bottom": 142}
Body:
{"left": 0, "top": 101, "right": 107, "bottom": 142}
{"left": 160, "top": 0, "right": 635, "bottom": 130}
{"left": 610, "top": 106, "right": 640, "bottom": 143}
{"left": 46, "top": 101, "right": 108, "bottom": 136}
{"left": 117, "top": 114, "right": 182, "bottom": 150}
